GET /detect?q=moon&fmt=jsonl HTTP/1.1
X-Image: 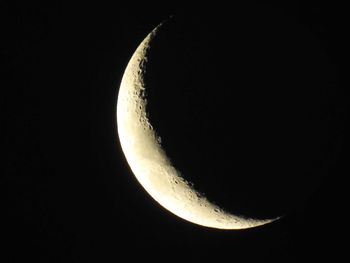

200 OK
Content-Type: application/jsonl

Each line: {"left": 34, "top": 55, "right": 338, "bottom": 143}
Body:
{"left": 116, "top": 23, "right": 279, "bottom": 229}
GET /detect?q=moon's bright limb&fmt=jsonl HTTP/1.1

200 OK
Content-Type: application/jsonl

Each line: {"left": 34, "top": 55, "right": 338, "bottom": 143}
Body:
{"left": 116, "top": 23, "right": 279, "bottom": 229}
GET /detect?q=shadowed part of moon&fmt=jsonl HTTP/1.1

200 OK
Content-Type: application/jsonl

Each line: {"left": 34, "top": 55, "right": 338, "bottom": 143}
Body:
{"left": 143, "top": 13, "right": 339, "bottom": 219}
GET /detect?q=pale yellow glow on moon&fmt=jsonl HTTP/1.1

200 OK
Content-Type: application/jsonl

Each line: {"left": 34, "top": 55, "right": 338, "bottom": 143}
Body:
{"left": 116, "top": 23, "right": 278, "bottom": 229}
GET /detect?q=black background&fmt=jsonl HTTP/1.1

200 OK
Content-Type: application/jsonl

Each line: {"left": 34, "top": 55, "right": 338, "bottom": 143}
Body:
{"left": 2, "top": 1, "right": 349, "bottom": 262}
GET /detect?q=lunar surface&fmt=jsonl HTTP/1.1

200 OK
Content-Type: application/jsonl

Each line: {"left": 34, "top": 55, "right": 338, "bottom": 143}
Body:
{"left": 116, "top": 23, "right": 279, "bottom": 229}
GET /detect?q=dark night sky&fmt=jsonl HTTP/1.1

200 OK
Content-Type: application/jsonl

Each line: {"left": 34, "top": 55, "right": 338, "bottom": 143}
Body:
{"left": 2, "top": 1, "right": 349, "bottom": 262}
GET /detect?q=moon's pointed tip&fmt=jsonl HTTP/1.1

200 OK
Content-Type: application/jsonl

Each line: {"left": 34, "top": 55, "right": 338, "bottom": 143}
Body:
{"left": 154, "top": 15, "right": 174, "bottom": 32}
{"left": 237, "top": 215, "right": 283, "bottom": 230}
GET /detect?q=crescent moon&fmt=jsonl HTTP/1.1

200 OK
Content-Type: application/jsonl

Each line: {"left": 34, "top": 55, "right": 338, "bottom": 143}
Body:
{"left": 117, "top": 23, "right": 279, "bottom": 229}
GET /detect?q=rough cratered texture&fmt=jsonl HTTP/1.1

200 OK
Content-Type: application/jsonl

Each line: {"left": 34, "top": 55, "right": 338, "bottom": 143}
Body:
{"left": 117, "top": 23, "right": 278, "bottom": 229}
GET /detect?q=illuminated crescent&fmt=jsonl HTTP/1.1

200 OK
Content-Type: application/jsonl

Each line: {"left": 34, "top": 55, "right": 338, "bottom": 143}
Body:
{"left": 116, "top": 23, "right": 279, "bottom": 229}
